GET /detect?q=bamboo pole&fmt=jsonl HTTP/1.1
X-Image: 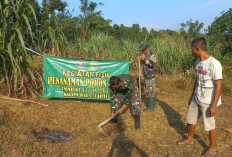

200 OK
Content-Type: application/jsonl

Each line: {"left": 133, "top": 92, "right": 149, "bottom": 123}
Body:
{"left": 138, "top": 59, "right": 142, "bottom": 100}
{"left": 0, "top": 96, "right": 48, "bottom": 107}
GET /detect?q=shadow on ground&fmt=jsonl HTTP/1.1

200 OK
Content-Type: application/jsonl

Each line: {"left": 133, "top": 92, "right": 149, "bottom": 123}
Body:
{"left": 108, "top": 132, "right": 149, "bottom": 157}
{"left": 103, "top": 115, "right": 148, "bottom": 156}
{"left": 158, "top": 99, "right": 208, "bottom": 151}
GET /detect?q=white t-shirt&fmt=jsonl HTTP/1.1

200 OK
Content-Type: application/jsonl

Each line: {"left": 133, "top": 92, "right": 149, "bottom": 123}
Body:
{"left": 193, "top": 56, "right": 223, "bottom": 106}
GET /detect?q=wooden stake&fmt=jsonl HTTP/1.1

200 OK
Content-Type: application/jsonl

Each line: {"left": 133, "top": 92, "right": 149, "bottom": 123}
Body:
{"left": 0, "top": 96, "right": 48, "bottom": 107}
{"left": 138, "top": 59, "right": 142, "bottom": 100}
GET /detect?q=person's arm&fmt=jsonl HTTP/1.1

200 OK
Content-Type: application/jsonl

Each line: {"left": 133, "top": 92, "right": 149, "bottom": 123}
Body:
{"left": 138, "top": 54, "right": 146, "bottom": 64}
{"left": 188, "top": 78, "right": 197, "bottom": 105}
{"left": 110, "top": 99, "right": 116, "bottom": 115}
{"left": 189, "top": 60, "right": 199, "bottom": 105}
{"left": 145, "top": 54, "right": 156, "bottom": 65}
{"left": 209, "top": 79, "right": 222, "bottom": 117}
{"left": 210, "top": 60, "right": 223, "bottom": 117}
{"left": 109, "top": 88, "right": 117, "bottom": 117}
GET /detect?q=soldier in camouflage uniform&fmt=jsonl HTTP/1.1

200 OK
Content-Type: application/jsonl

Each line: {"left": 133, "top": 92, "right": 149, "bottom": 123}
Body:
{"left": 138, "top": 41, "right": 157, "bottom": 112}
{"left": 109, "top": 74, "right": 141, "bottom": 129}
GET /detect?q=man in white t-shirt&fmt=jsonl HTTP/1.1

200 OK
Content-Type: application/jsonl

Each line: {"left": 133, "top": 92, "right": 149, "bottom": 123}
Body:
{"left": 177, "top": 37, "right": 222, "bottom": 157}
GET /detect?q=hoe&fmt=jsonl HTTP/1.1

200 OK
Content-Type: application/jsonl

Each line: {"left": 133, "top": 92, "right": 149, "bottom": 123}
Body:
{"left": 97, "top": 106, "right": 126, "bottom": 136}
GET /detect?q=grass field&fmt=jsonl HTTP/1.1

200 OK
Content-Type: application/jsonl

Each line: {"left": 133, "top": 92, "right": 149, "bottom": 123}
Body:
{"left": 0, "top": 74, "right": 232, "bottom": 157}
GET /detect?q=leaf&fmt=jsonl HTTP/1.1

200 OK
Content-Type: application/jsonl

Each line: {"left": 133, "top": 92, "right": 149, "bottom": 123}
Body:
{"left": 26, "top": 67, "right": 37, "bottom": 87}
{"left": 15, "top": 28, "right": 25, "bottom": 50}
{"left": 26, "top": 3, "right": 37, "bottom": 22}
{"left": 22, "top": 14, "right": 33, "bottom": 43}
{"left": 6, "top": 43, "right": 14, "bottom": 65}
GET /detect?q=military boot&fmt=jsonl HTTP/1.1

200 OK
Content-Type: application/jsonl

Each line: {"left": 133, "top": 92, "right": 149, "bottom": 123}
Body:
{"left": 134, "top": 115, "right": 141, "bottom": 130}
{"left": 143, "top": 96, "right": 156, "bottom": 112}
{"left": 143, "top": 97, "right": 154, "bottom": 112}
{"left": 151, "top": 96, "right": 157, "bottom": 109}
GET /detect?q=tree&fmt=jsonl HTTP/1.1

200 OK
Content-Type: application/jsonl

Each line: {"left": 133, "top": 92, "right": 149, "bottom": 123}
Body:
{"left": 89, "top": 16, "right": 112, "bottom": 34}
{"left": 57, "top": 12, "right": 81, "bottom": 41}
{"left": 180, "top": 19, "right": 204, "bottom": 38}
{"left": 130, "top": 24, "right": 141, "bottom": 41}
{"left": 207, "top": 8, "right": 232, "bottom": 56}
{"left": 146, "top": 28, "right": 160, "bottom": 41}
{"left": 48, "top": 0, "right": 67, "bottom": 13}
{"left": 111, "top": 24, "right": 121, "bottom": 39}
{"left": 79, "top": 0, "right": 103, "bottom": 40}
{"left": 42, "top": 0, "right": 49, "bottom": 21}
{"left": 40, "top": 0, "right": 68, "bottom": 54}
{"left": 141, "top": 27, "right": 149, "bottom": 40}
{"left": 41, "top": 0, "right": 67, "bottom": 21}
{"left": 119, "top": 24, "right": 130, "bottom": 40}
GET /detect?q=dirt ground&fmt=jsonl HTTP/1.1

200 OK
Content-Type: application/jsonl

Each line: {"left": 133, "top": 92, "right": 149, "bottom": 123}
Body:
{"left": 0, "top": 75, "right": 232, "bottom": 157}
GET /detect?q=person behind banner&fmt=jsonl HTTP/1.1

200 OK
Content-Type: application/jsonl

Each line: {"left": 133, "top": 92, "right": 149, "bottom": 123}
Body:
{"left": 109, "top": 74, "right": 141, "bottom": 130}
{"left": 137, "top": 41, "right": 157, "bottom": 112}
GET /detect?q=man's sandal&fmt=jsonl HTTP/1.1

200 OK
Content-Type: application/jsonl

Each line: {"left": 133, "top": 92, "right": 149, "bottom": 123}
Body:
{"left": 202, "top": 152, "right": 219, "bottom": 157}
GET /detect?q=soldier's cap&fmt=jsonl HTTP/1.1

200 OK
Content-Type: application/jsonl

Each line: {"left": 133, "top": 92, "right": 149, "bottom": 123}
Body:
{"left": 138, "top": 41, "right": 150, "bottom": 51}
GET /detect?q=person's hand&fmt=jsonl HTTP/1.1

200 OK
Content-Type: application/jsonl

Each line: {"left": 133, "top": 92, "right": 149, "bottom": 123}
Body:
{"left": 137, "top": 56, "right": 141, "bottom": 61}
{"left": 209, "top": 105, "right": 217, "bottom": 117}
{"left": 111, "top": 113, "right": 115, "bottom": 118}
{"left": 122, "top": 104, "right": 128, "bottom": 109}
{"left": 141, "top": 53, "right": 145, "bottom": 60}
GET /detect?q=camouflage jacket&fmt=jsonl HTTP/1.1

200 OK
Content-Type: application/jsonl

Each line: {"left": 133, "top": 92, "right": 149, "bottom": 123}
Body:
{"left": 109, "top": 74, "right": 138, "bottom": 97}
{"left": 141, "top": 49, "right": 156, "bottom": 79}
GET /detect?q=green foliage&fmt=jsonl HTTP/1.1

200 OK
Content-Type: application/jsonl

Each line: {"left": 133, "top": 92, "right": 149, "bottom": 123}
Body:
{"left": 0, "top": 0, "right": 37, "bottom": 97}
{"left": 146, "top": 29, "right": 161, "bottom": 41}
{"left": 79, "top": 0, "right": 104, "bottom": 40}
{"left": 130, "top": 24, "right": 141, "bottom": 39}
{"left": 56, "top": 14, "right": 81, "bottom": 41}
{"left": 207, "top": 8, "right": 232, "bottom": 56}
{"left": 39, "top": 12, "right": 68, "bottom": 55}
{"left": 69, "top": 32, "right": 138, "bottom": 64}
{"left": 48, "top": 0, "right": 67, "bottom": 12}
{"left": 66, "top": 31, "right": 194, "bottom": 74}
{"left": 42, "top": 0, "right": 49, "bottom": 21}
{"left": 159, "top": 50, "right": 182, "bottom": 73}
{"left": 157, "top": 36, "right": 184, "bottom": 73}
{"left": 180, "top": 19, "right": 204, "bottom": 38}
{"left": 217, "top": 55, "right": 232, "bottom": 94}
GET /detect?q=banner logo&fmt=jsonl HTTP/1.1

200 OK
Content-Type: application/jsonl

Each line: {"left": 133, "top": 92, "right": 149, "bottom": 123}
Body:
{"left": 76, "top": 60, "right": 85, "bottom": 68}
{"left": 90, "top": 61, "right": 98, "bottom": 70}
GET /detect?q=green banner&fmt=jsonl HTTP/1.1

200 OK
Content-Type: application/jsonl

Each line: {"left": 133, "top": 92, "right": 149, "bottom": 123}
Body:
{"left": 43, "top": 55, "right": 129, "bottom": 100}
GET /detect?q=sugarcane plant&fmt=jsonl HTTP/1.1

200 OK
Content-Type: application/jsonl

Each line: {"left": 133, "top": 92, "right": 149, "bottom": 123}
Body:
{"left": 0, "top": 0, "right": 38, "bottom": 97}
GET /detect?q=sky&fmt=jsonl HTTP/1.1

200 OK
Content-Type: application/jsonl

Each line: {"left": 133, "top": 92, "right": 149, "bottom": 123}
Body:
{"left": 37, "top": 0, "right": 232, "bottom": 32}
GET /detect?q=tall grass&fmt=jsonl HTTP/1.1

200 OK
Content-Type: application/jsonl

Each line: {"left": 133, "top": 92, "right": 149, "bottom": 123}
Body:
{"left": 0, "top": 0, "right": 37, "bottom": 97}
{"left": 65, "top": 33, "right": 139, "bottom": 69}
{"left": 39, "top": 14, "right": 68, "bottom": 56}
{"left": 64, "top": 32, "right": 195, "bottom": 74}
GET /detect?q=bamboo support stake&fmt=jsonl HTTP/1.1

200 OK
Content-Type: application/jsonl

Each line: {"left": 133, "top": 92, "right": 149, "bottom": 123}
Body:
{"left": 0, "top": 96, "right": 48, "bottom": 107}
{"left": 138, "top": 59, "right": 142, "bottom": 100}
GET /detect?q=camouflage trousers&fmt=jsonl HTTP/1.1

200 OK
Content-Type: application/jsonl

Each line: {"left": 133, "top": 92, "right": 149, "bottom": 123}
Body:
{"left": 144, "top": 78, "right": 155, "bottom": 98}
{"left": 110, "top": 87, "right": 141, "bottom": 115}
